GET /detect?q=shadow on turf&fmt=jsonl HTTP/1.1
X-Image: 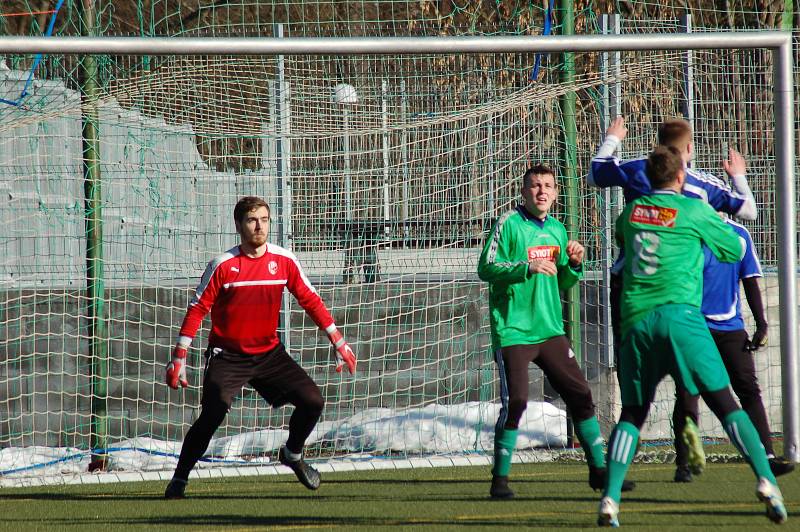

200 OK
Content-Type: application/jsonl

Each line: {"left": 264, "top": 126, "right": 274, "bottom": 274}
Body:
{"left": 1, "top": 509, "right": 767, "bottom": 530}
{"left": 324, "top": 477, "right": 622, "bottom": 485}
{"left": 0, "top": 491, "right": 602, "bottom": 503}
{"left": 0, "top": 513, "right": 638, "bottom": 529}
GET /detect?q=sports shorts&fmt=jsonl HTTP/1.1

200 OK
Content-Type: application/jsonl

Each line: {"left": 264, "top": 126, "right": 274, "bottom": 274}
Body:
{"left": 619, "top": 303, "right": 730, "bottom": 406}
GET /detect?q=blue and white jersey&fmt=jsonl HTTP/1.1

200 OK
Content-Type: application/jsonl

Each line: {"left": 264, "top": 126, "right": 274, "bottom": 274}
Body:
{"left": 590, "top": 156, "right": 747, "bottom": 214}
{"left": 702, "top": 220, "right": 762, "bottom": 331}
{"left": 590, "top": 154, "right": 751, "bottom": 273}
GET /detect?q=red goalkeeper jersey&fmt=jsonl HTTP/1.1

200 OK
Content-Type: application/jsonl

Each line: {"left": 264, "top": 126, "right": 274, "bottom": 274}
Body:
{"left": 177, "top": 243, "right": 334, "bottom": 355}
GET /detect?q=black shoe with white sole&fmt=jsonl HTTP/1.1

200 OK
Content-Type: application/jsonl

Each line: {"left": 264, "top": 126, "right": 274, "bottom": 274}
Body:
{"left": 279, "top": 447, "right": 321, "bottom": 490}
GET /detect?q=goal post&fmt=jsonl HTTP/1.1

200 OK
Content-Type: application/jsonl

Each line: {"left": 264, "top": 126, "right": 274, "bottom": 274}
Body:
{"left": 0, "top": 32, "right": 796, "bottom": 485}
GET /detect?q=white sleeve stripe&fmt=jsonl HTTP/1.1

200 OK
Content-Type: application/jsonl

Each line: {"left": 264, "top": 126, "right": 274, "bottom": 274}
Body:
{"left": 297, "top": 267, "right": 318, "bottom": 295}
{"left": 486, "top": 211, "right": 516, "bottom": 264}
{"left": 268, "top": 243, "right": 320, "bottom": 295}
{"left": 749, "top": 250, "right": 763, "bottom": 276}
{"left": 730, "top": 174, "right": 757, "bottom": 220}
{"left": 190, "top": 247, "right": 240, "bottom": 306}
{"left": 222, "top": 280, "right": 288, "bottom": 288}
{"left": 593, "top": 135, "right": 620, "bottom": 160}
{"left": 682, "top": 183, "right": 709, "bottom": 202}
{"left": 687, "top": 168, "right": 731, "bottom": 190}
{"left": 729, "top": 222, "right": 762, "bottom": 273}
{"left": 705, "top": 299, "right": 738, "bottom": 322}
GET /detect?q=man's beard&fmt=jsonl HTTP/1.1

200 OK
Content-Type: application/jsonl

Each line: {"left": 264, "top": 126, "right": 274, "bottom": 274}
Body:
{"left": 247, "top": 234, "right": 267, "bottom": 247}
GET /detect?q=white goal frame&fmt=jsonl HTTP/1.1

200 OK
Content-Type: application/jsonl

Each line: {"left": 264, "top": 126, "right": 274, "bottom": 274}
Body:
{"left": 0, "top": 32, "right": 796, "bottom": 463}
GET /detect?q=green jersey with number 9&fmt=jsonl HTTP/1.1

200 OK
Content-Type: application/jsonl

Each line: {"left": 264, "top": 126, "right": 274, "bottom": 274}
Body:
{"left": 615, "top": 190, "right": 745, "bottom": 335}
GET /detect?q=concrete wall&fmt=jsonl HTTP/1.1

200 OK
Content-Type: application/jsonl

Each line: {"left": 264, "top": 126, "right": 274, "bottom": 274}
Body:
{"left": 1, "top": 277, "right": 785, "bottom": 447}
{"left": 0, "top": 281, "right": 599, "bottom": 447}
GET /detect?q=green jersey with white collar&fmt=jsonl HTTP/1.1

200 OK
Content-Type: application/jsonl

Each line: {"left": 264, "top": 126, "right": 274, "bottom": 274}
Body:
{"left": 478, "top": 206, "right": 582, "bottom": 349}
{"left": 616, "top": 190, "right": 744, "bottom": 334}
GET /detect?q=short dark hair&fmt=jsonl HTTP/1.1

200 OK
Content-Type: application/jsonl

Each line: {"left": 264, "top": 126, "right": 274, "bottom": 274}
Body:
{"left": 233, "top": 196, "right": 270, "bottom": 225}
{"left": 522, "top": 164, "right": 556, "bottom": 187}
{"left": 646, "top": 146, "right": 684, "bottom": 189}
{"left": 657, "top": 118, "right": 692, "bottom": 149}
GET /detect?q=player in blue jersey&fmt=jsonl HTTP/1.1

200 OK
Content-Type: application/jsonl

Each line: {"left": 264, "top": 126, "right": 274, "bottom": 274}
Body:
{"left": 672, "top": 218, "right": 795, "bottom": 482}
{"left": 590, "top": 116, "right": 758, "bottom": 358}
{"left": 589, "top": 116, "right": 761, "bottom": 483}
{"left": 590, "top": 116, "right": 756, "bottom": 219}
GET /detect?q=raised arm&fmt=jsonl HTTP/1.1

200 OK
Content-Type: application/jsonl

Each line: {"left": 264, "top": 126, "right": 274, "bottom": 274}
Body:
{"left": 588, "top": 116, "right": 628, "bottom": 188}
{"left": 723, "top": 148, "right": 757, "bottom": 220}
{"left": 286, "top": 254, "right": 357, "bottom": 374}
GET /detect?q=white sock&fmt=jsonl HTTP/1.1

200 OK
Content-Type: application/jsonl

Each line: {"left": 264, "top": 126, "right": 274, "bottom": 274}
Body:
{"left": 284, "top": 448, "right": 302, "bottom": 461}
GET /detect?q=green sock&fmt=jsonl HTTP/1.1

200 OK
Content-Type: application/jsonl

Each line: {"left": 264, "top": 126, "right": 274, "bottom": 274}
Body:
{"left": 575, "top": 416, "right": 606, "bottom": 468}
{"left": 605, "top": 421, "right": 639, "bottom": 503}
{"left": 724, "top": 409, "right": 776, "bottom": 484}
{"left": 492, "top": 428, "right": 518, "bottom": 477}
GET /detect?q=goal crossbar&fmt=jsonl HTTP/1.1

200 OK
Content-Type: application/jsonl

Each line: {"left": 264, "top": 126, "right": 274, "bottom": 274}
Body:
{"left": 0, "top": 32, "right": 791, "bottom": 55}
{"left": 0, "top": 32, "right": 795, "bottom": 463}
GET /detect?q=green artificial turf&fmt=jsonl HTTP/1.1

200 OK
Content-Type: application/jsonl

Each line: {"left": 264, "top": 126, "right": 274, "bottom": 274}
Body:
{"left": 0, "top": 461, "right": 797, "bottom": 530}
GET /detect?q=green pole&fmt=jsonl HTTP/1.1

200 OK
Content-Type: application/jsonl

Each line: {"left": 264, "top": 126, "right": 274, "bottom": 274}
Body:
{"left": 782, "top": 0, "right": 794, "bottom": 31}
{"left": 558, "top": 0, "right": 581, "bottom": 364}
{"left": 79, "top": 0, "right": 108, "bottom": 467}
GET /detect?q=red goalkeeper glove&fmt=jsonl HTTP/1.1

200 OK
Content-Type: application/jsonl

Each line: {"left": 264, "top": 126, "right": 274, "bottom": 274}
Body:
{"left": 326, "top": 325, "right": 356, "bottom": 374}
{"left": 165, "top": 344, "right": 189, "bottom": 389}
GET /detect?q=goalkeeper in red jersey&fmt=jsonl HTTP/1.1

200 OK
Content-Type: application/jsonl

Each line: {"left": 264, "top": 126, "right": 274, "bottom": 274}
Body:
{"left": 478, "top": 165, "right": 633, "bottom": 499}
{"left": 163, "top": 196, "right": 356, "bottom": 499}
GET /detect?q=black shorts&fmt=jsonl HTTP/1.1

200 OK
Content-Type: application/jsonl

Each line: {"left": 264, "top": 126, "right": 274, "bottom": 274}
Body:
{"left": 497, "top": 336, "right": 594, "bottom": 423}
{"left": 710, "top": 328, "right": 760, "bottom": 395}
{"left": 201, "top": 343, "right": 318, "bottom": 409}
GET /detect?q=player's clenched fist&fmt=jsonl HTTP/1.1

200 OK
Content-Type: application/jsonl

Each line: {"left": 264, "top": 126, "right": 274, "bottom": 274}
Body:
{"left": 566, "top": 240, "right": 585, "bottom": 267}
{"left": 165, "top": 344, "right": 189, "bottom": 389}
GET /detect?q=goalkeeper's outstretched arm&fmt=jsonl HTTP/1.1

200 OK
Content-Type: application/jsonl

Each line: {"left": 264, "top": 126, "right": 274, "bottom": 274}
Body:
{"left": 165, "top": 256, "right": 221, "bottom": 389}
{"left": 283, "top": 248, "right": 357, "bottom": 374}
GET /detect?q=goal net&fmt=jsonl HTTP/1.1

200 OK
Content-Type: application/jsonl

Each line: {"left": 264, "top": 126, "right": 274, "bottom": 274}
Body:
{"left": 0, "top": 31, "right": 793, "bottom": 484}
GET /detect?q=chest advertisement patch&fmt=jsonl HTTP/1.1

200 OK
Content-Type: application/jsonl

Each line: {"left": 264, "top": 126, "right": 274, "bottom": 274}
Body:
{"left": 528, "top": 245, "right": 560, "bottom": 263}
{"left": 630, "top": 205, "right": 678, "bottom": 228}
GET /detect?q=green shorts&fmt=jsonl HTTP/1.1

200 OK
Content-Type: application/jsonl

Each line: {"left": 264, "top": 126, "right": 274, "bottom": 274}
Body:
{"left": 619, "top": 303, "right": 730, "bottom": 407}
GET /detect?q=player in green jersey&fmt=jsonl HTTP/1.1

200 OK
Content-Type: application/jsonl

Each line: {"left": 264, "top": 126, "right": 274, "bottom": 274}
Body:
{"left": 597, "top": 146, "right": 787, "bottom": 527}
{"left": 478, "top": 164, "right": 633, "bottom": 499}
